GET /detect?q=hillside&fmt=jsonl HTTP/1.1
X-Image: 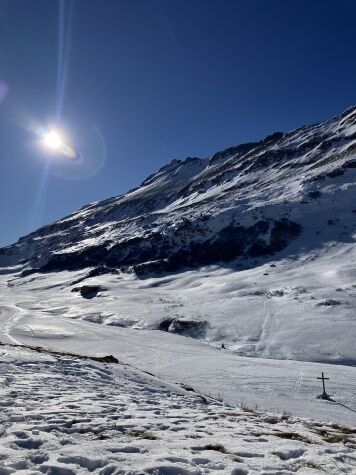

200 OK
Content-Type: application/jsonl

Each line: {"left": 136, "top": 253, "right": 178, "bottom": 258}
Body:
{"left": 1, "top": 106, "right": 355, "bottom": 276}
{"left": 1, "top": 106, "right": 355, "bottom": 364}
{"left": 1, "top": 106, "right": 356, "bottom": 473}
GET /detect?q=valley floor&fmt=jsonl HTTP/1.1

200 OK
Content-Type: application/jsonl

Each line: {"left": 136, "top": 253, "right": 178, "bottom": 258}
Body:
{"left": 0, "top": 248, "right": 356, "bottom": 473}
{"left": 0, "top": 346, "right": 355, "bottom": 475}
{"left": 0, "top": 257, "right": 356, "bottom": 428}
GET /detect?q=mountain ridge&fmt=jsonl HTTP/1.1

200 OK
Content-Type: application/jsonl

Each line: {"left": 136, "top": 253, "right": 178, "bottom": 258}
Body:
{"left": 1, "top": 106, "right": 356, "bottom": 278}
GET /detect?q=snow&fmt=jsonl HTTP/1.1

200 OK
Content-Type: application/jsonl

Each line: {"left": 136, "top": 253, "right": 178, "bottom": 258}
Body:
{"left": 2, "top": 239, "right": 355, "bottom": 366}
{"left": 2, "top": 106, "right": 356, "bottom": 272}
{"left": 0, "top": 346, "right": 355, "bottom": 474}
{"left": 0, "top": 247, "right": 356, "bottom": 428}
{"left": 0, "top": 106, "right": 356, "bottom": 473}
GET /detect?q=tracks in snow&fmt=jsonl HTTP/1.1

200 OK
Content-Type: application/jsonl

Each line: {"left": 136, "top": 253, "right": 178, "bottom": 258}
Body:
{"left": 0, "top": 304, "right": 23, "bottom": 345}
{"left": 0, "top": 347, "right": 355, "bottom": 474}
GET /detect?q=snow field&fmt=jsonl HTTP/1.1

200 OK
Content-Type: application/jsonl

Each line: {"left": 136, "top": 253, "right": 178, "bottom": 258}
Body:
{"left": 0, "top": 347, "right": 355, "bottom": 475}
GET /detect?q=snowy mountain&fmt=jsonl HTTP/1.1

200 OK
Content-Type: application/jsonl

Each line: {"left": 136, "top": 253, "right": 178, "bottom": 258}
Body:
{"left": 1, "top": 106, "right": 356, "bottom": 276}
{"left": 0, "top": 107, "right": 356, "bottom": 473}
{"left": 1, "top": 106, "right": 356, "bottom": 365}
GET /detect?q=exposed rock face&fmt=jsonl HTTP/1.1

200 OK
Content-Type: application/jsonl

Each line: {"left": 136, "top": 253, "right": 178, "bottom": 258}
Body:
{"left": 71, "top": 285, "right": 105, "bottom": 299}
{"left": 35, "top": 218, "right": 301, "bottom": 274}
{"left": 1, "top": 106, "right": 356, "bottom": 275}
{"left": 158, "top": 318, "right": 208, "bottom": 339}
{"left": 168, "top": 319, "right": 208, "bottom": 339}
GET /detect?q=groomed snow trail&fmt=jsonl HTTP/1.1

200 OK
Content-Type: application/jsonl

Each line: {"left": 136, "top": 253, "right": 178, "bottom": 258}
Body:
{"left": 0, "top": 347, "right": 355, "bottom": 475}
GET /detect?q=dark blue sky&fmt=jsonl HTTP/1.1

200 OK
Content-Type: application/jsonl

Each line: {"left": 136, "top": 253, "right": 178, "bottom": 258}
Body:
{"left": 1, "top": 0, "right": 356, "bottom": 246}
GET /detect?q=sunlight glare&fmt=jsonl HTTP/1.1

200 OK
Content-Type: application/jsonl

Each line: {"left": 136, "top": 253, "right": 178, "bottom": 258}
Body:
{"left": 43, "top": 130, "right": 63, "bottom": 150}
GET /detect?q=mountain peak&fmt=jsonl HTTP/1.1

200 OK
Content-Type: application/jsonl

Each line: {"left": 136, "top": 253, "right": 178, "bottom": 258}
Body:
{"left": 1, "top": 106, "right": 355, "bottom": 278}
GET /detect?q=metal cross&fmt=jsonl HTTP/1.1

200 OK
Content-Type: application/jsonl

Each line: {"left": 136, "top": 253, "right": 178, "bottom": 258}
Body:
{"left": 317, "top": 372, "right": 329, "bottom": 398}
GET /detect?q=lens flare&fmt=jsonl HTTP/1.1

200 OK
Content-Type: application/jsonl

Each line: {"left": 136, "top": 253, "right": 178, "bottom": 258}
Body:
{"left": 46, "top": 120, "right": 106, "bottom": 180}
{"left": 41, "top": 127, "right": 77, "bottom": 159}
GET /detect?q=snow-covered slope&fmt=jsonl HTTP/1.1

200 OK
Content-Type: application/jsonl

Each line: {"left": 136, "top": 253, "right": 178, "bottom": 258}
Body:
{"left": 1, "top": 106, "right": 355, "bottom": 363}
{"left": 0, "top": 107, "right": 355, "bottom": 469}
{"left": 1, "top": 346, "right": 355, "bottom": 474}
{"left": 1, "top": 106, "right": 356, "bottom": 275}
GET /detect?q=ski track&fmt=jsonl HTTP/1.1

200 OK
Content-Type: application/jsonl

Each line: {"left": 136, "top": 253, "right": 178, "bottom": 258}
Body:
{"left": 0, "top": 347, "right": 355, "bottom": 475}
{"left": 0, "top": 305, "right": 23, "bottom": 345}
{"left": 291, "top": 371, "right": 303, "bottom": 399}
{"left": 255, "top": 298, "right": 271, "bottom": 355}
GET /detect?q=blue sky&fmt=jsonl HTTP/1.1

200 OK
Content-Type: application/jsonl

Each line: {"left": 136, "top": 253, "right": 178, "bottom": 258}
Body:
{"left": 1, "top": 0, "right": 356, "bottom": 246}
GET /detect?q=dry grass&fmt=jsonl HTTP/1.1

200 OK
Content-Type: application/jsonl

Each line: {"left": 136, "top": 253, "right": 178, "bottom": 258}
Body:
{"left": 272, "top": 431, "right": 314, "bottom": 444}
{"left": 128, "top": 430, "right": 158, "bottom": 440}
{"left": 262, "top": 415, "right": 280, "bottom": 424}
{"left": 252, "top": 430, "right": 314, "bottom": 444}
{"left": 222, "top": 411, "right": 244, "bottom": 418}
{"left": 93, "top": 432, "right": 110, "bottom": 440}
{"left": 318, "top": 431, "right": 354, "bottom": 445}
{"left": 194, "top": 443, "right": 228, "bottom": 454}
{"left": 186, "top": 433, "right": 203, "bottom": 439}
{"left": 239, "top": 402, "right": 258, "bottom": 414}
{"left": 330, "top": 423, "right": 356, "bottom": 435}
{"left": 305, "top": 422, "right": 356, "bottom": 446}
{"left": 281, "top": 411, "right": 291, "bottom": 421}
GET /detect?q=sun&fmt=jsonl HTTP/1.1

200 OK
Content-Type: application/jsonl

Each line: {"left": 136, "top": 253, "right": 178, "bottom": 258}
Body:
{"left": 40, "top": 127, "right": 77, "bottom": 160}
{"left": 43, "top": 130, "right": 63, "bottom": 150}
